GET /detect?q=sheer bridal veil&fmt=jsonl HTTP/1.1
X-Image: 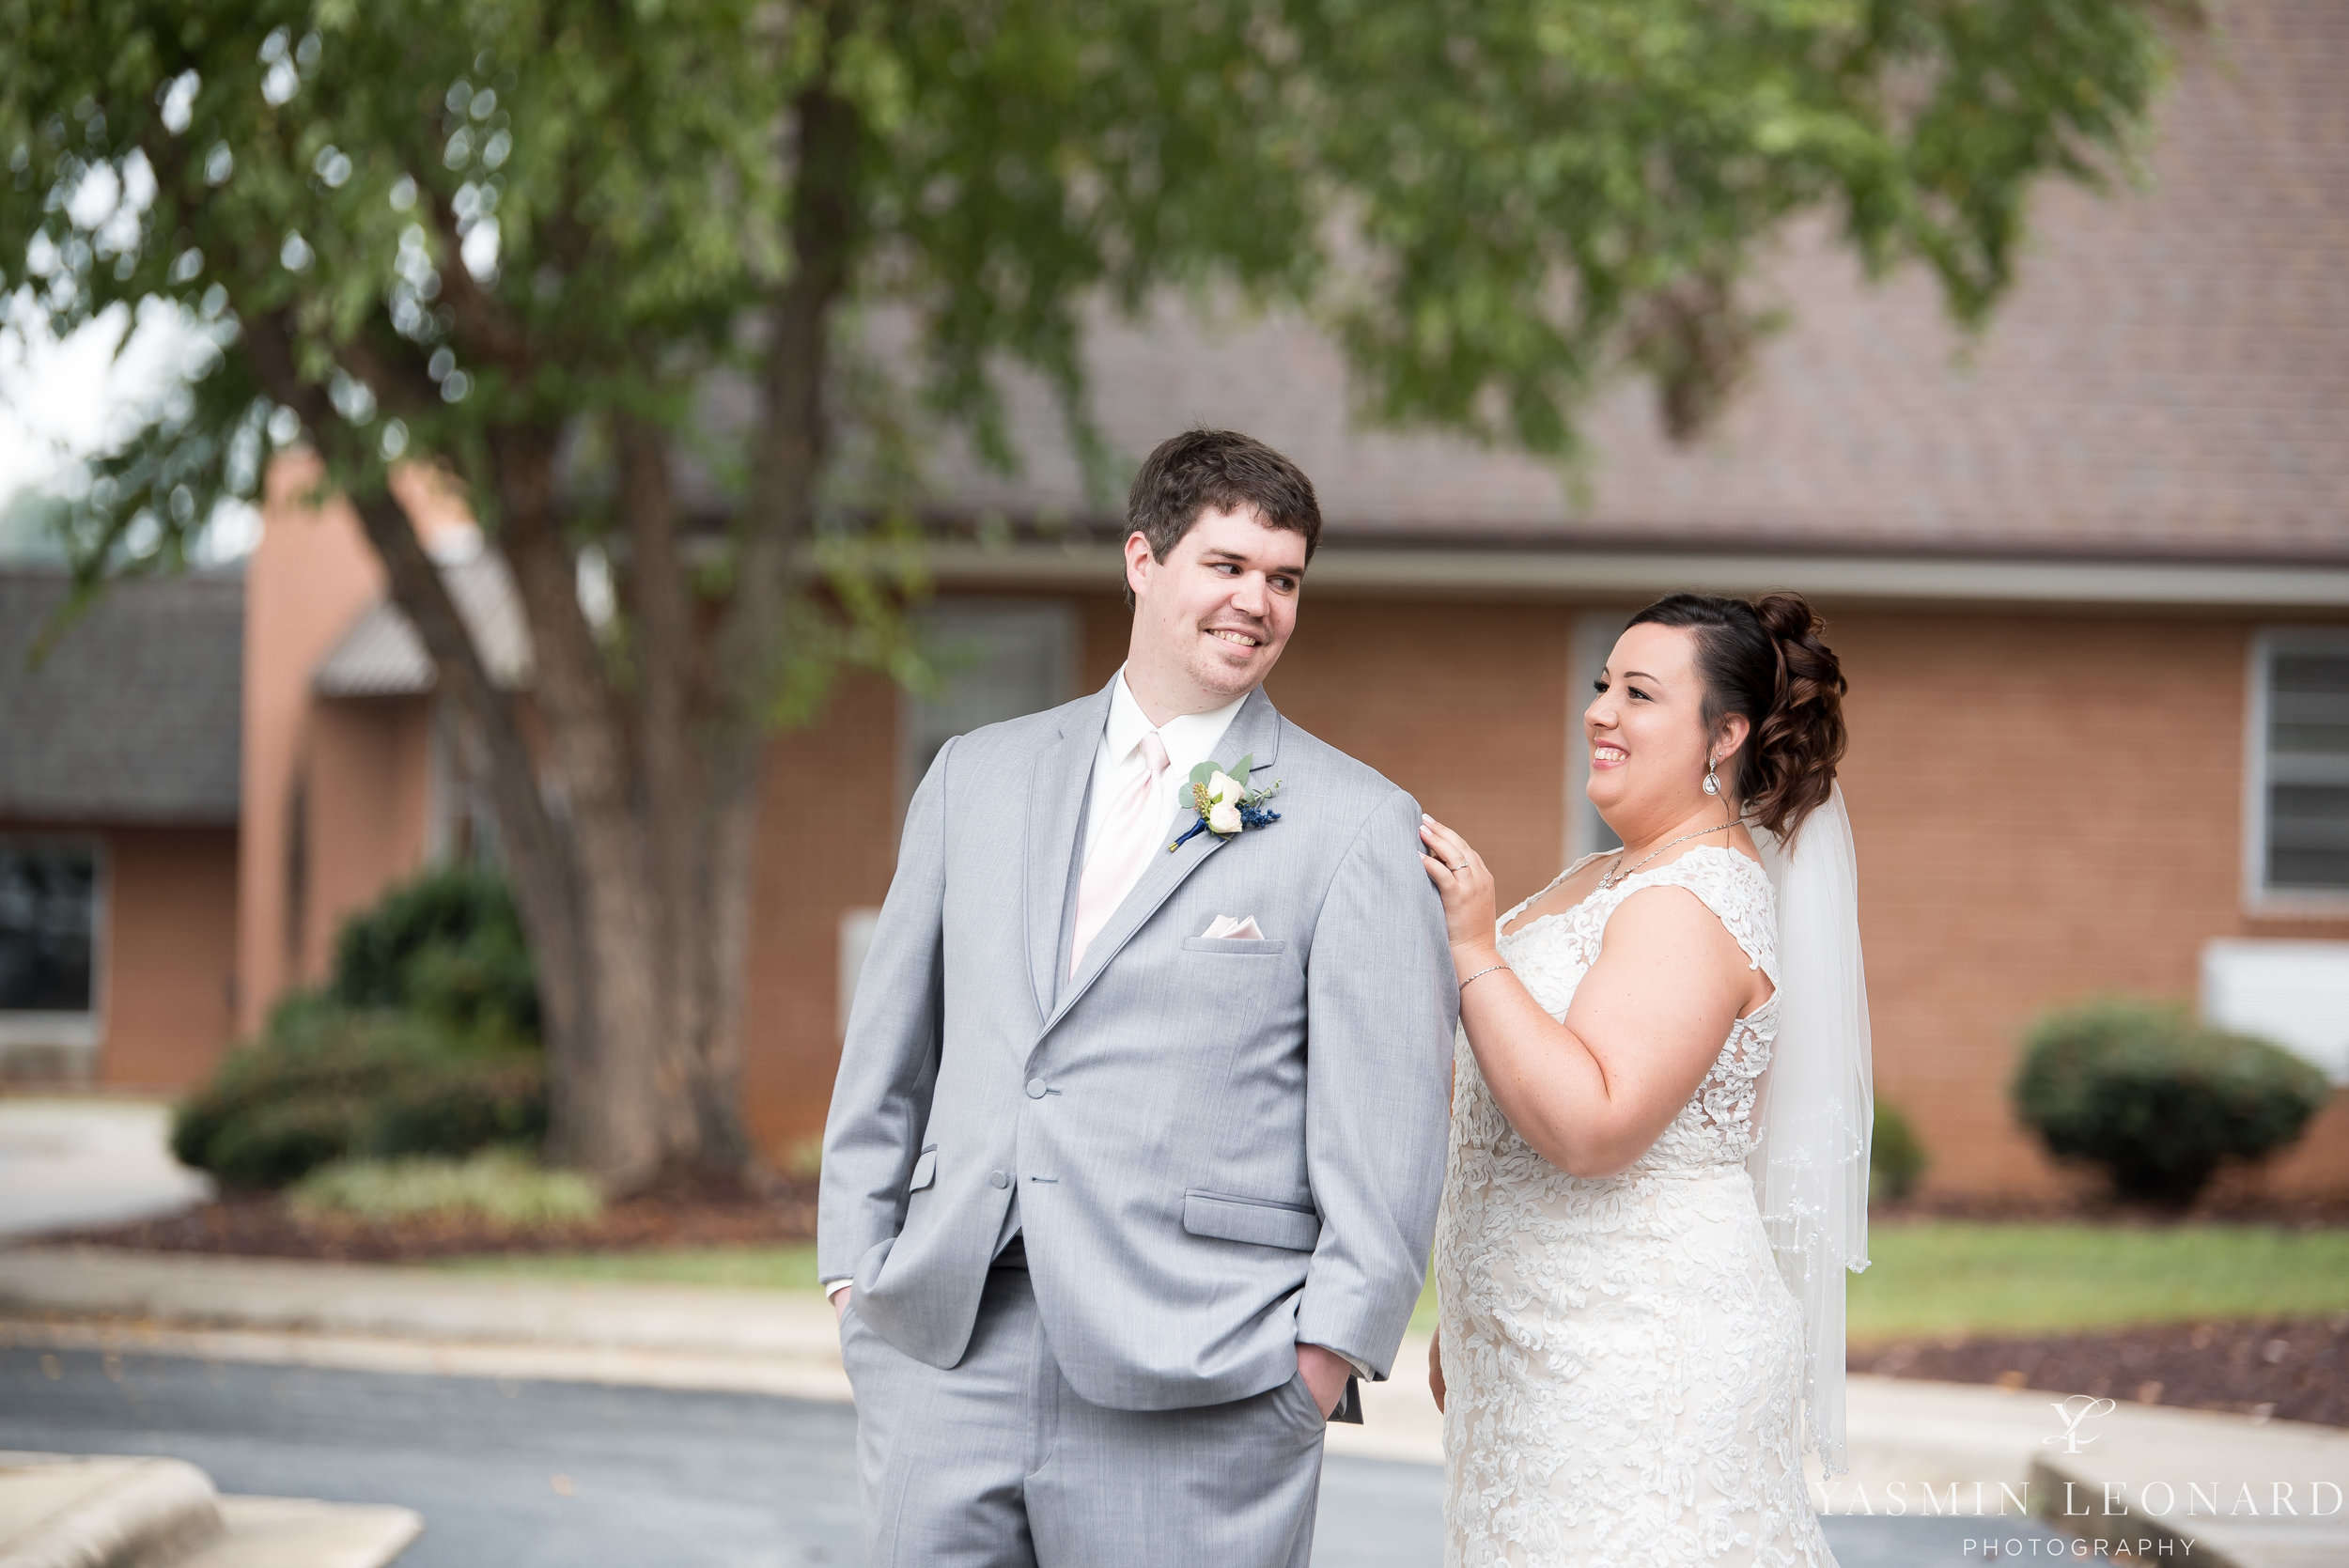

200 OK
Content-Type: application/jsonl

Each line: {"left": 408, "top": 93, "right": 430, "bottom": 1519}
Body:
{"left": 1749, "top": 782, "right": 1875, "bottom": 1476}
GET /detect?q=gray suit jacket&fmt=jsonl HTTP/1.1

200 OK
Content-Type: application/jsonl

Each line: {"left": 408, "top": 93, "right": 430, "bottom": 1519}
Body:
{"left": 817, "top": 681, "right": 1456, "bottom": 1411}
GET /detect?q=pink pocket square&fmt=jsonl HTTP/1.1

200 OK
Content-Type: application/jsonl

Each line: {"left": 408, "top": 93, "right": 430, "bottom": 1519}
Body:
{"left": 1200, "top": 915, "right": 1267, "bottom": 940}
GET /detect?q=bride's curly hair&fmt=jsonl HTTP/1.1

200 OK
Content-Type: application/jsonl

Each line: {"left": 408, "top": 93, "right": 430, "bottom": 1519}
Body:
{"left": 1624, "top": 591, "right": 1847, "bottom": 838}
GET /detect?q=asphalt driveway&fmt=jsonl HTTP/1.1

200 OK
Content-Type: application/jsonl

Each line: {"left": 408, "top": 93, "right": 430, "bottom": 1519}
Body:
{"left": 0, "top": 1345, "right": 2054, "bottom": 1566}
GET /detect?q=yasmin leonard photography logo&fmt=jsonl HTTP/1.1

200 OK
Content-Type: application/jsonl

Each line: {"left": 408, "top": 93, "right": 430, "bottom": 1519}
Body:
{"left": 2043, "top": 1395, "right": 2119, "bottom": 1455}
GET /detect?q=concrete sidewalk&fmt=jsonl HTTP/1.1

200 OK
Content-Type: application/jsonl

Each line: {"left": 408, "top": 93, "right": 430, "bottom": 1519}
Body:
{"left": 3, "top": 1244, "right": 2340, "bottom": 1566}
{"left": 0, "top": 1101, "right": 210, "bottom": 1239}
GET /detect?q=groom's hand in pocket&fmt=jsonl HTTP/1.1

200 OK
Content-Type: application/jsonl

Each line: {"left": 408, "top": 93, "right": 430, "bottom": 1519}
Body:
{"left": 1298, "top": 1343, "right": 1352, "bottom": 1418}
{"left": 830, "top": 1285, "right": 851, "bottom": 1324}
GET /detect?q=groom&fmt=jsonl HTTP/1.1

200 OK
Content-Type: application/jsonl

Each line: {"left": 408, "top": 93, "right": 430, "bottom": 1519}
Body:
{"left": 818, "top": 428, "right": 1456, "bottom": 1566}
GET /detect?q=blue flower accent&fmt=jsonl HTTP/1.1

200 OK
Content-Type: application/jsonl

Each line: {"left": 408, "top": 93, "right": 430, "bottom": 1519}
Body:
{"left": 1167, "top": 753, "right": 1283, "bottom": 852}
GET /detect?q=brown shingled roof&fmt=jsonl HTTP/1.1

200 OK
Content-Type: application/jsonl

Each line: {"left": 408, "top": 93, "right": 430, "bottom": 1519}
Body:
{"left": 873, "top": 0, "right": 2346, "bottom": 565}
{"left": 0, "top": 569, "right": 242, "bottom": 826}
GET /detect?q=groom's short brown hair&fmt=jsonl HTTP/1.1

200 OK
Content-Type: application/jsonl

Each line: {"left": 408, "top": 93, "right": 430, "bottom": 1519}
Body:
{"left": 1125, "top": 429, "right": 1322, "bottom": 593}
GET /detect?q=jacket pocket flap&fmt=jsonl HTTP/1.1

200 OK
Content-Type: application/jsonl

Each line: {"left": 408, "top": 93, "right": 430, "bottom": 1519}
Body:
{"left": 908, "top": 1148, "right": 939, "bottom": 1192}
{"left": 1182, "top": 1190, "right": 1320, "bottom": 1251}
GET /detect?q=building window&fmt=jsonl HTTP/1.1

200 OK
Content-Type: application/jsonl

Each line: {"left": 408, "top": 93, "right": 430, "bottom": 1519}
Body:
{"left": 901, "top": 599, "right": 1078, "bottom": 800}
{"left": 0, "top": 838, "right": 102, "bottom": 1046}
{"left": 2249, "top": 631, "right": 2349, "bottom": 904}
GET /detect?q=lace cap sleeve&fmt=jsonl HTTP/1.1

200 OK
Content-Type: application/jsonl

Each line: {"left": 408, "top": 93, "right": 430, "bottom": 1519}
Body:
{"left": 1612, "top": 849, "right": 1780, "bottom": 986}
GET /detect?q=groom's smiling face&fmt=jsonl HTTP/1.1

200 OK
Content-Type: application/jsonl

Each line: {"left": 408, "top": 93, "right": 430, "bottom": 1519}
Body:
{"left": 1125, "top": 505, "right": 1307, "bottom": 708}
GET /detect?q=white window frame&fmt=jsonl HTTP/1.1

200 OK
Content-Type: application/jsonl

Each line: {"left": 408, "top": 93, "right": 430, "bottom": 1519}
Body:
{"left": 0, "top": 832, "right": 108, "bottom": 1054}
{"left": 898, "top": 598, "right": 1079, "bottom": 807}
{"left": 2244, "top": 627, "right": 2349, "bottom": 915}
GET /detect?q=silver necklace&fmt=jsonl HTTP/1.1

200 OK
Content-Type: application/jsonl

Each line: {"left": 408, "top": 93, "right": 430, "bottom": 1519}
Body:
{"left": 1598, "top": 816, "right": 1743, "bottom": 890}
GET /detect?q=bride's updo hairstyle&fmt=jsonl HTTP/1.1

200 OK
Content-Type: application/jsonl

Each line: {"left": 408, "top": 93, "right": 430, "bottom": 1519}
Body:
{"left": 1624, "top": 591, "right": 1847, "bottom": 838}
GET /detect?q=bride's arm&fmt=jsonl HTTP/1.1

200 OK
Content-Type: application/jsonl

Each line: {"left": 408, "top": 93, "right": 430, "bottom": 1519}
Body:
{"left": 1421, "top": 816, "right": 1756, "bottom": 1178}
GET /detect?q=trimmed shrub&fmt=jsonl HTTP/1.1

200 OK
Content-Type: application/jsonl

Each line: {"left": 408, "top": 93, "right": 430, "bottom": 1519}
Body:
{"left": 1870, "top": 1101, "right": 1928, "bottom": 1202}
{"left": 290, "top": 1149, "right": 601, "bottom": 1229}
{"left": 171, "top": 1006, "right": 546, "bottom": 1189}
{"left": 2012, "top": 998, "right": 2330, "bottom": 1206}
{"left": 328, "top": 863, "right": 538, "bottom": 1046}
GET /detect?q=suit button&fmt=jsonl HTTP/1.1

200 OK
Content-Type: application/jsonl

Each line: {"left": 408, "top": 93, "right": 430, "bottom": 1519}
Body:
{"left": 1025, "top": 1078, "right": 1048, "bottom": 1099}
{"left": 989, "top": 1169, "right": 1009, "bottom": 1188}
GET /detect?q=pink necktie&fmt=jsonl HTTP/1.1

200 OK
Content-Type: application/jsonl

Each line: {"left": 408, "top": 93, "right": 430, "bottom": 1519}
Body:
{"left": 1070, "top": 729, "right": 1171, "bottom": 973}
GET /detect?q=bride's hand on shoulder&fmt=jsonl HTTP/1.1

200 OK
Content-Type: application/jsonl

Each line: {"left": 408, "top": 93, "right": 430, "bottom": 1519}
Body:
{"left": 1420, "top": 815, "right": 1498, "bottom": 958}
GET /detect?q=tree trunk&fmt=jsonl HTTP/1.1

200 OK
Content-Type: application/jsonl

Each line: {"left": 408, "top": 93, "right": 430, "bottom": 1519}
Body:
{"left": 244, "top": 54, "right": 870, "bottom": 1191}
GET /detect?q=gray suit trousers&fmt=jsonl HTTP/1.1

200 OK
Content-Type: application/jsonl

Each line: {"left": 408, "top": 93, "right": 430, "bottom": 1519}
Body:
{"left": 842, "top": 1265, "right": 1325, "bottom": 1568}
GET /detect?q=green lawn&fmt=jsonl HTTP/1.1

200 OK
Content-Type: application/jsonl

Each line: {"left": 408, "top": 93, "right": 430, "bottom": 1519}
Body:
{"left": 436, "top": 1242, "right": 823, "bottom": 1293}
{"left": 1402, "top": 1220, "right": 2349, "bottom": 1340}
{"left": 1843, "top": 1221, "right": 2349, "bottom": 1343}
{"left": 436, "top": 1222, "right": 2349, "bottom": 1344}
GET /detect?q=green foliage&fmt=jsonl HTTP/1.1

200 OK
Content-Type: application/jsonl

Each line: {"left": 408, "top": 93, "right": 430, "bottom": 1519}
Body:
{"left": 1848, "top": 1220, "right": 2349, "bottom": 1341}
{"left": 13, "top": 0, "right": 2200, "bottom": 1171}
{"left": 327, "top": 862, "right": 538, "bottom": 1046}
{"left": 2012, "top": 998, "right": 2331, "bottom": 1206}
{"left": 1, "top": 0, "right": 2196, "bottom": 561}
{"left": 1870, "top": 1100, "right": 1928, "bottom": 1201}
{"left": 290, "top": 1148, "right": 601, "bottom": 1228}
{"left": 439, "top": 1242, "right": 824, "bottom": 1292}
{"left": 777, "top": 1134, "right": 825, "bottom": 1182}
{"left": 171, "top": 1004, "right": 546, "bottom": 1188}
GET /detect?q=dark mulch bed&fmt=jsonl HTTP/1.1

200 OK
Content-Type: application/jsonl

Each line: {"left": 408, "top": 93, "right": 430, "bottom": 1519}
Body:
{"left": 51, "top": 1171, "right": 818, "bottom": 1263}
{"left": 1852, "top": 1314, "right": 2349, "bottom": 1428}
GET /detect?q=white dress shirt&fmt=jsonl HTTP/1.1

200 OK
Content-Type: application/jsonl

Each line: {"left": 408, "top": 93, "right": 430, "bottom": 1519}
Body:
{"left": 1082, "top": 670, "right": 1248, "bottom": 866}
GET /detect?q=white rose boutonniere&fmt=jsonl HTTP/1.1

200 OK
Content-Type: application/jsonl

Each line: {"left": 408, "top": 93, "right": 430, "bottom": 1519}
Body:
{"left": 1205, "top": 772, "right": 1245, "bottom": 837}
{"left": 1168, "top": 753, "right": 1283, "bottom": 852}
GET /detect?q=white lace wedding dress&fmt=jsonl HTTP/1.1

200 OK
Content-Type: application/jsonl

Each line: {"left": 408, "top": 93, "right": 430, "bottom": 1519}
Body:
{"left": 1435, "top": 846, "right": 1835, "bottom": 1567}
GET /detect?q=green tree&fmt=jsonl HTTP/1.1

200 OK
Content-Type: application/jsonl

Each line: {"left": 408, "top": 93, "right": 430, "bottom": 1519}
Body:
{"left": 2, "top": 0, "right": 2192, "bottom": 1187}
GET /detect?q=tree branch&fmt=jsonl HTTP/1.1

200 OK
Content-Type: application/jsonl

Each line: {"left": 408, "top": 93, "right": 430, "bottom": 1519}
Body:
{"left": 615, "top": 410, "right": 695, "bottom": 794}
{"left": 484, "top": 422, "right": 630, "bottom": 813}
{"left": 708, "top": 57, "right": 865, "bottom": 717}
{"left": 242, "top": 306, "right": 584, "bottom": 1062}
{"left": 426, "top": 193, "right": 534, "bottom": 373}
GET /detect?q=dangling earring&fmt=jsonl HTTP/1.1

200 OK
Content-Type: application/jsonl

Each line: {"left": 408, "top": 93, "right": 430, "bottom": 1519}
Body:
{"left": 1702, "top": 755, "right": 1720, "bottom": 797}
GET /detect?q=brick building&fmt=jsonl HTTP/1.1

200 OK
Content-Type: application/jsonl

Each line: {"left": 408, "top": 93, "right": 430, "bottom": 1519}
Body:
{"left": 6, "top": 0, "right": 2343, "bottom": 1198}
{"left": 0, "top": 569, "right": 243, "bottom": 1085}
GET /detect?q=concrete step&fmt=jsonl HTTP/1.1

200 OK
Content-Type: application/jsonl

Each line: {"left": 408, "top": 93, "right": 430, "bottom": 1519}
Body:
{"left": 0, "top": 1453, "right": 220, "bottom": 1568}
{"left": 183, "top": 1498, "right": 420, "bottom": 1568}
{"left": 0, "top": 1454, "right": 418, "bottom": 1568}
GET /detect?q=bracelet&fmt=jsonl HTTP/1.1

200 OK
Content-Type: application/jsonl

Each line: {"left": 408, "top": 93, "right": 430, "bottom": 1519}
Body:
{"left": 1457, "top": 961, "right": 1510, "bottom": 991}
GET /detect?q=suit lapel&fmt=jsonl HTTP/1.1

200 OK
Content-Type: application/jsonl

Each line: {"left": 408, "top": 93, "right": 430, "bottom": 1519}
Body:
{"left": 1039, "top": 688, "right": 1285, "bottom": 1037}
{"left": 1023, "top": 684, "right": 1112, "bottom": 1022}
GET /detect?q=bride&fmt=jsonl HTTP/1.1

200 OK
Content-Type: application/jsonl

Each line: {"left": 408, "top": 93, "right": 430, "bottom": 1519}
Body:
{"left": 1418, "top": 591, "right": 1873, "bottom": 1568}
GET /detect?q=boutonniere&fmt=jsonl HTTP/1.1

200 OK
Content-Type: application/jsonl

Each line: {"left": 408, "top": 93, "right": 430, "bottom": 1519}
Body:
{"left": 1167, "top": 753, "right": 1283, "bottom": 852}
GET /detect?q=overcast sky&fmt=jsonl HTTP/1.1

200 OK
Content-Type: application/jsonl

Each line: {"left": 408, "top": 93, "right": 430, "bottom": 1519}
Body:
{"left": 0, "top": 300, "right": 198, "bottom": 502}
{"left": 0, "top": 298, "right": 262, "bottom": 562}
